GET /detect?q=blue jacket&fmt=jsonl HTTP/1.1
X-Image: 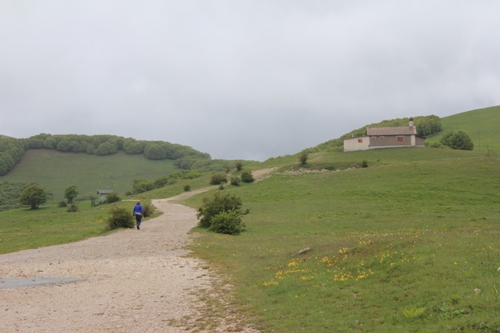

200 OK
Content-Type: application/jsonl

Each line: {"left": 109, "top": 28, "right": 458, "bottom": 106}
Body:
{"left": 133, "top": 204, "right": 143, "bottom": 215}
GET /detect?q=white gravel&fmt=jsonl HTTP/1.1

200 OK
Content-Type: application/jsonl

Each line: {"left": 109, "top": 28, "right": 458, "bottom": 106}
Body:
{"left": 0, "top": 190, "right": 259, "bottom": 333}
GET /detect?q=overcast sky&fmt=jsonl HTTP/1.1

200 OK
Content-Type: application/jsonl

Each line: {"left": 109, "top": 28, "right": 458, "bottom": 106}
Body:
{"left": 1, "top": 1, "right": 499, "bottom": 161}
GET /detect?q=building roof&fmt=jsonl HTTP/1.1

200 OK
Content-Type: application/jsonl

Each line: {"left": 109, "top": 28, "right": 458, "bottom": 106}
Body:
{"left": 97, "top": 190, "right": 114, "bottom": 194}
{"left": 366, "top": 126, "right": 417, "bottom": 136}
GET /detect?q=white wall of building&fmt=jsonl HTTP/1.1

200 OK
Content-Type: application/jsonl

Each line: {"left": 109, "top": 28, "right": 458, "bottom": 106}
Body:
{"left": 343, "top": 137, "right": 370, "bottom": 152}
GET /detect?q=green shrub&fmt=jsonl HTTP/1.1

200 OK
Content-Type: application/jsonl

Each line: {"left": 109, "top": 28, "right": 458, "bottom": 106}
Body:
{"left": 415, "top": 115, "right": 442, "bottom": 137}
{"left": 440, "top": 130, "right": 474, "bottom": 150}
{"left": 86, "top": 144, "right": 96, "bottom": 154}
{"left": 105, "top": 193, "right": 120, "bottom": 204}
{"left": 208, "top": 210, "right": 246, "bottom": 235}
{"left": 184, "top": 185, "right": 191, "bottom": 192}
{"left": 428, "top": 142, "right": 443, "bottom": 148}
{"left": 235, "top": 161, "right": 243, "bottom": 171}
{"left": 219, "top": 184, "right": 225, "bottom": 190}
{"left": 241, "top": 171, "right": 255, "bottom": 183}
{"left": 197, "top": 192, "right": 247, "bottom": 229}
{"left": 106, "top": 206, "right": 134, "bottom": 230}
{"left": 132, "top": 179, "right": 155, "bottom": 194}
{"left": 0, "top": 181, "right": 31, "bottom": 212}
{"left": 19, "top": 184, "right": 48, "bottom": 209}
{"left": 58, "top": 200, "right": 68, "bottom": 208}
{"left": 299, "top": 152, "right": 308, "bottom": 165}
{"left": 361, "top": 160, "right": 368, "bottom": 168}
{"left": 144, "top": 144, "right": 166, "bottom": 160}
{"left": 210, "top": 173, "right": 227, "bottom": 185}
{"left": 95, "top": 142, "right": 117, "bottom": 156}
{"left": 67, "top": 203, "right": 78, "bottom": 212}
{"left": 142, "top": 202, "right": 155, "bottom": 218}
{"left": 64, "top": 185, "right": 78, "bottom": 203}
{"left": 230, "top": 176, "right": 240, "bottom": 186}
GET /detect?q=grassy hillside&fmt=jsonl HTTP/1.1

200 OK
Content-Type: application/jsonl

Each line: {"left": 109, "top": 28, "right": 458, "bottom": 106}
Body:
{"left": 2, "top": 146, "right": 498, "bottom": 332}
{"left": 305, "top": 105, "right": 500, "bottom": 155}
{"left": 185, "top": 148, "right": 500, "bottom": 332}
{"left": 419, "top": 105, "right": 500, "bottom": 154}
{"left": 2, "top": 106, "right": 500, "bottom": 331}
{"left": 0, "top": 200, "right": 112, "bottom": 253}
{"left": 0, "top": 149, "right": 179, "bottom": 199}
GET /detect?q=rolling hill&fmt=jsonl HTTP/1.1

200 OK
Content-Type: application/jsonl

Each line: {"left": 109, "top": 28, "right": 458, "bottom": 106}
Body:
{"left": 1, "top": 105, "right": 498, "bottom": 206}
{"left": 425, "top": 104, "right": 500, "bottom": 153}
{"left": 0, "top": 149, "right": 179, "bottom": 199}
{"left": 304, "top": 105, "right": 500, "bottom": 155}
{"left": 2, "top": 105, "right": 500, "bottom": 331}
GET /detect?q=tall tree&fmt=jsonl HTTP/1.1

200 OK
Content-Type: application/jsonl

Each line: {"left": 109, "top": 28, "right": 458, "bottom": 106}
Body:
{"left": 19, "top": 184, "right": 48, "bottom": 209}
{"left": 64, "top": 185, "right": 79, "bottom": 203}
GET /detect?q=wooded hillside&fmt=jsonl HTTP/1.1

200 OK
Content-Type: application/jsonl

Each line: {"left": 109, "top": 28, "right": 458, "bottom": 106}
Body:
{"left": 0, "top": 134, "right": 210, "bottom": 176}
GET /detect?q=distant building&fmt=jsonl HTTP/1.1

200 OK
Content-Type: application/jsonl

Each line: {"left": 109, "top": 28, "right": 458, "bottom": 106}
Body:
{"left": 97, "top": 189, "right": 114, "bottom": 203}
{"left": 344, "top": 119, "right": 425, "bottom": 152}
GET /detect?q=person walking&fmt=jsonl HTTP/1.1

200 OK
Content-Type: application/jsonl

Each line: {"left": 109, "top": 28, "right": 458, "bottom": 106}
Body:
{"left": 132, "top": 201, "right": 143, "bottom": 230}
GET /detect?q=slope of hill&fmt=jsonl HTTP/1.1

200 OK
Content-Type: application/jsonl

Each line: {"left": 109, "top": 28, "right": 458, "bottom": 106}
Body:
{"left": 0, "top": 134, "right": 250, "bottom": 208}
{"left": 0, "top": 149, "right": 179, "bottom": 200}
{"left": 304, "top": 105, "right": 499, "bottom": 155}
{"left": 0, "top": 133, "right": 211, "bottom": 176}
{"left": 2, "top": 105, "right": 500, "bottom": 331}
{"left": 184, "top": 150, "right": 500, "bottom": 332}
{"left": 425, "top": 105, "right": 500, "bottom": 154}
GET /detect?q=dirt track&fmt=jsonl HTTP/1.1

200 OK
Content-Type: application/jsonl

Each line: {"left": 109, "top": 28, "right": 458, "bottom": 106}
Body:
{"left": 0, "top": 189, "right": 259, "bottom": 332}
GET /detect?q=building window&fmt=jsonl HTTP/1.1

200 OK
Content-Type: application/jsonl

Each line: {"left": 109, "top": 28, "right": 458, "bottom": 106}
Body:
{"left": 397, "top": 136, "right": 404, "bottom": 142}
{"left": 358, "top": 139, "right": 363, "bottom": 143}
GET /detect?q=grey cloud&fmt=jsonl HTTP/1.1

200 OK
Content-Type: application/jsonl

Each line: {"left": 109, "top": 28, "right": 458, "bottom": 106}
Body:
{"left": 1, "top": 1, "right": 499, "bottom": 161}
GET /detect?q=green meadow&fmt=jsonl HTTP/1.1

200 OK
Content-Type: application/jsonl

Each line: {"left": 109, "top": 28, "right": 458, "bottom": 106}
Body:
{"left": 0, "top": 200, "right": 112, "bottom": 253}
{"left": 1, "top": 106, "right": 500, "bottom": 332}
{"left": 1, "top": 149, "right": 178, "bottom": 199}
{"left": 185, "top": 150, "right": 500, "bottom": 332}
{"left": 425, "top": 105, "right": 500, "bottom": 154}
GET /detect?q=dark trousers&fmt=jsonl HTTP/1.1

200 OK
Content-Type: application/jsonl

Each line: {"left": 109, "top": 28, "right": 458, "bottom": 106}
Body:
{"left": 135, "top": 214, "right": 142, "bottom": 228}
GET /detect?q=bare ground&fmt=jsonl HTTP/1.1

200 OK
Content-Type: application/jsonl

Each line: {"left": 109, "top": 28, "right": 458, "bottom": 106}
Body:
{"left": 0, "top": 187, "right": 260, "bottom": 333}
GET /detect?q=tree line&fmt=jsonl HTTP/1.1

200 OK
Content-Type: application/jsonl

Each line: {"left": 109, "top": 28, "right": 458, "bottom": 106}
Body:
{"left": 0, "top": 134, "right": 211, "bottom": 176}
{"left": 0, "top": 181, "right": 35, "bottom": 212}
{"left": 0, "top": 137, "right": 25, "bottom": 176}
{"left": 303, "top": 115, "right": 443, "bottom": 153}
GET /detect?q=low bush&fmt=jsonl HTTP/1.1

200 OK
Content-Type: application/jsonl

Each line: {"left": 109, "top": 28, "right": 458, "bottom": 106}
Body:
{"left": 197, "top": 191, "right": 247, "bottom": 229}
{"left": 210, "top": 173, "right": 227, "bottom": 185}
{"left": 58, "top": 200, "right": 68, "bottom": 208}
{"left": 440, "top": 130, "right": 474, "bottom": 150}
{"left": 142, "top": 202, "right": 155, "bottom": 218}
{"left": 67, "top": 203, "right": 78, "bottom": 212}
{"left": 361, "top": 160, "right": 368, "bottom": 168}
{"left": 299, "top": 152, "right": 308, "bottom": 165}
{"left": 184, "top": 185, "right": 191, "bottom": 192}
{"left": 106, "top": 206, "right": 134, "bottom": 230}
{"left": 241, "top": 171, "right": 255, "bottom": 183}
{"left": 132, "top": 179, "right": 154, "bottom": 194}
{"left": 230, "top": 176, "right": 240, "bottom": 186}
{"left": 209, "top": 210, "right": 246, "bottom": 235}
{"left": 428, "top": 142, "right": 443, "bottom": 148}
{"left": 105, "top": 193, "right": 120, "bottom": 204}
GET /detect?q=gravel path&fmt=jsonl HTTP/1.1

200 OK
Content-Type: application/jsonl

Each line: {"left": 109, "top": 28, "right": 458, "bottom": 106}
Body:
{"left": 0, "top": 189, "right": 259, "bottom": 333}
